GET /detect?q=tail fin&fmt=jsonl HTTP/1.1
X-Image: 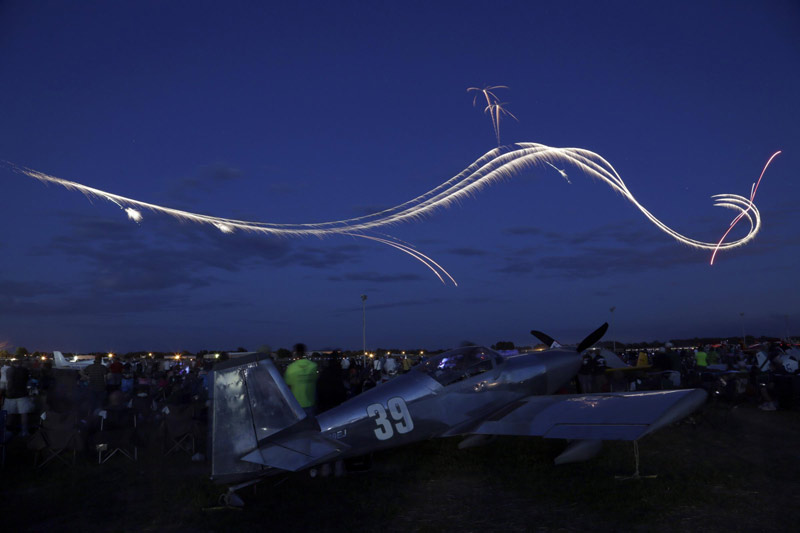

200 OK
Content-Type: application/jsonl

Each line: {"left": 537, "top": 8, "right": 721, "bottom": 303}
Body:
{"left": 210, "top": 354, "right": 347, "bottom": 483}
{"left": 53, "top": 351, "right": 68, "bottom": 368}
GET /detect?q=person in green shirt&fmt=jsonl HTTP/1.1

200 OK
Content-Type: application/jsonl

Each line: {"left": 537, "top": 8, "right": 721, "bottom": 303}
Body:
{"left": 284, "top": 343, "right": 318, "bottom": 415}
{"left": 695, "top": 347, "right": 708, "bottom": 368}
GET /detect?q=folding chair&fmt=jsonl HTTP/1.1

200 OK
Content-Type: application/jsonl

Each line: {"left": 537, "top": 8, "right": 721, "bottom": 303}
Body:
{"left": 162, "top": 404, "right": 197, "bottom": 455}
{"left": 28, "top": 410, "right": 84, "bottom": 468}
{"left": 92, "top": 408, "right": 138, "bottom": 463}
{"left": 0, "top": 410, "right": 6, "bottom": 468}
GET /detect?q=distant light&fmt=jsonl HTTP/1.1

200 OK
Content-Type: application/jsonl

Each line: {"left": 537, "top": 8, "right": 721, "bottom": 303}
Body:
{"left": 419, "top": 351, "right": 424, "bottom": 355}
{"left": 214, "top": 354, "right": 220, "bottom": 359}
{"left": 41, "top": 356, "right": 47, "bottom": 361}
{"left": 148, "top": 353, "right": 153, "bottom": 357}
{"left": 108, "top": 353, "right": 114, "bottom": 358}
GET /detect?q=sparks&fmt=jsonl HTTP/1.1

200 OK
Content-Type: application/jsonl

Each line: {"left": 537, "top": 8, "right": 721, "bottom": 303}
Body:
{"left": 125, "top": 207, "right": 143, "bottom": 222}
{"left": 544, "top": 160, "right": 571, "bottom": 184}
{"left": 467, "top": 85, "right": 517, "bottom": 146}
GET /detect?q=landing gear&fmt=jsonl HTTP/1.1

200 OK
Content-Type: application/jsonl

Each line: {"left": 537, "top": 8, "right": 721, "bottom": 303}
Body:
{"left": 615, "top": 440, "right": 657, "bottom": 480}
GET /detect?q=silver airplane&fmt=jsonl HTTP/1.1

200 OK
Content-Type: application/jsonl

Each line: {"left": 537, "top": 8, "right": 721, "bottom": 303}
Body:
{"left": 53, "top": 350, "right": 105, "bottom": 370}
{"left": 210, "top": 323, "right": 706, "bottom": 498}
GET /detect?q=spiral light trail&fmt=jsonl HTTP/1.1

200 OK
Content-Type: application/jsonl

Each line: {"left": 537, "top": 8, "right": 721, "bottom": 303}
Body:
{"left": 8, "top": 143, "right": 777, "bottom": 283}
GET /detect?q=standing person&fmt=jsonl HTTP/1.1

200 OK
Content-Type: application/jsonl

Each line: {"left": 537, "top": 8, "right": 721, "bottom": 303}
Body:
{"left": 317, "top": 353, "right": 347, "bottom": 414}
{"left": 0, "top": 360, "right": 10, "bottom": 407}
{"left": 577, "top": 354, "right": 594, "bottom": 393}
{"left": 592, "top": 352, "right": 608, "bottom": 392}
{"left": 695, "top": 346, "right": 708, "bottom": 368}
{"left": 283, "top": 343, "right": 318, "bottom": 416}
{"left": 81, "top": 355, "right": 108, "bottom": 414}
{"left": 5, "top": 359, "right": 34, "bottom": 436}
{"left": 107, "top": 356, "right": 124, "bottom": 390}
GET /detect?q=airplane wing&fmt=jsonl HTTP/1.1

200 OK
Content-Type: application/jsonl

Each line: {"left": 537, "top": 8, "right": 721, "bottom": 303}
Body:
{"left": 465, "top": 389, "right": 706, "bottom": 441}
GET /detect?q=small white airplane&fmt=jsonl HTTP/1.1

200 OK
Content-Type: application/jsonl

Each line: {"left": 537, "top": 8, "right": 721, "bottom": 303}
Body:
{"left": 53, "top": 351, "right": 106, "bottom": 370}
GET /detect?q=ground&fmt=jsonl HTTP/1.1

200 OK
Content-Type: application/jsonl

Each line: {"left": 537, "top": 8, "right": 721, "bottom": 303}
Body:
{"left": 2, "top": 401, "right": 799, "bottom": 532}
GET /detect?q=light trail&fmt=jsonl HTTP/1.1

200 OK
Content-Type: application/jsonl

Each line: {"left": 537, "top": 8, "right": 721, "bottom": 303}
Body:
{"left": 345, "top": 233, "right": 457, "bottom": 286}
{"left": 709, "top": 150, "right": 781, "bottom": 265}
{"left": 7, "top": 142, "right": 776, "bottom": 282}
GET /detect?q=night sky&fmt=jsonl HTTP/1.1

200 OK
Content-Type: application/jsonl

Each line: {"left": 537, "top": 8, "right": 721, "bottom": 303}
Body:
{"left": 1, "top": 1, "right": 798, "bottom": 353}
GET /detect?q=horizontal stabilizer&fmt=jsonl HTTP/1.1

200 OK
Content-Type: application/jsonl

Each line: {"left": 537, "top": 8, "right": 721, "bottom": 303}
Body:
{"left": 241, "top": 430, "right": 349, "bottom": 471}
{"left": 470, "top": 389, "right": 707, "bottom": 441}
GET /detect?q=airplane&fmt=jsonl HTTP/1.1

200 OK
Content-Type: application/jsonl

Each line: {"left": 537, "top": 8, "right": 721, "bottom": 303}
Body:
{"left": 210, "top": 323, "right": 707, "bottom": 503}
{"left": 53, "top": 350, "right": 106, "bottom": 370}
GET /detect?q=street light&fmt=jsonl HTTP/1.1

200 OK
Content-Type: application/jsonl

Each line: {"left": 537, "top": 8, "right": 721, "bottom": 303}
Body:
{"left": 740, "top": 312, "right": 745, "bottom": 346}
{"left": 361, "top": 294, "right": 368, "bottom": 358}
{"left": 609, "top": 306, "right": 616, "bottom": 353}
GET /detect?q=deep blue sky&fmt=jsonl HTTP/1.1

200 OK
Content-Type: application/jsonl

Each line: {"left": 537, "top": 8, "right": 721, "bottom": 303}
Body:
{"left": 1, "top": 1, "right": 798, "bottom": 353}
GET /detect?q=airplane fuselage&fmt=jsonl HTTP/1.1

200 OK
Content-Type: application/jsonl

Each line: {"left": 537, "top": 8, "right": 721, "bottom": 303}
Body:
{"left": 315, "top": 348, "right": 580, "bottom": 459}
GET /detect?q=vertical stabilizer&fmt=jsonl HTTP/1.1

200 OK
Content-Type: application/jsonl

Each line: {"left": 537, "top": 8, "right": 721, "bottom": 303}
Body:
{"left": 210, "top": 354, "right": 306, "bottom": 483}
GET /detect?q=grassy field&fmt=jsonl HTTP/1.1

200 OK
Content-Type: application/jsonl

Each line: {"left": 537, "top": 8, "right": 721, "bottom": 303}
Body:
{"left": 3, "top": 401, "right": 799, "bottom": 532}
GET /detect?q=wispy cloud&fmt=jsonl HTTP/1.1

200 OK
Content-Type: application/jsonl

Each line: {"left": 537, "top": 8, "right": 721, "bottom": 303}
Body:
{"left": 448, "top": 247, "right": 488, "bottom": 257}
{"left": 166, "top": 163, "right": 243, "bottom": 201}
{"left": 328, "top": 272, "right": 424, "bottom": 283}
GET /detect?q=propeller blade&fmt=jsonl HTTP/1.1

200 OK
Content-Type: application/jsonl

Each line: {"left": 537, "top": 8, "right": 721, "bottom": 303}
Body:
{"left": 576, "top": 323, "right": 609, "bottom": 353}
{"left": 531, "top": 330, "right": 557, "bottom": 347}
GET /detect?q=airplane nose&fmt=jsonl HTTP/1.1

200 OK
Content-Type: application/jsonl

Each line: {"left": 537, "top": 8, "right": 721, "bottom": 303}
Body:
{"left": 545, "top": 352, "right": 581, "bottom": 393}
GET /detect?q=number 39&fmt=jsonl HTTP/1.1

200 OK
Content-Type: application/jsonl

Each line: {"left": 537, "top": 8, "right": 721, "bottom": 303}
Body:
{"left": 367, "top": 397, "right": 414, "bottom": 441}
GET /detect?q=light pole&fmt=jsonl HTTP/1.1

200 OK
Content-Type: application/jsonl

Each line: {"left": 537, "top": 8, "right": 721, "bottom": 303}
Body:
{"left": 740, "top": 312, "right": 745, "bottom": 347}
{"left": 361, "top": 294, "right": 368, "bottom": 358}
{"left": 609, "top": 306, "right": 616, "bottom": 353}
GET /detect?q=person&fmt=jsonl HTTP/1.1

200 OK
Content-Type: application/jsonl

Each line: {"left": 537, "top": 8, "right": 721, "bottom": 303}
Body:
{"left": 707, "top": 346, "right": 720, "bottom": 366}
{"left": 695, "top": 346, "right": 708, "bottom": 368}
{"left": 5, "top": 359, "right": 34, "bottom": 436}
{"left": 107, "top": 357, "right": 124, "bottom": 390}
{"left": 317, "top": 354, "right": 347, "bottom": 414}
{"left": 577, "top": 354, "right": 594, "bottom": 393}
{"left": 592, "top": 352, "right": 608, "bottom": 392}
{"left": 82, "top": 355, "right": 108, "bottom": 414}
{"left": 283, "top": 343, "right": 318, "bottom": 416}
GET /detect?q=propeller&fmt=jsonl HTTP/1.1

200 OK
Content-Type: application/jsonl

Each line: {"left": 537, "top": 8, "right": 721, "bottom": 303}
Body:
{"left": 530, "top": 329, "right": 557, "bottom": 347}
{"left": 531, "top": 322, "right": 608, "bottom": 352}
{"left": 576, "top": 322, "right": 609, "bottom": 353}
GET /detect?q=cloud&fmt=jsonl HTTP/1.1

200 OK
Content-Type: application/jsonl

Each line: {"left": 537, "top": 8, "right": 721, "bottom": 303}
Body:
{"left": 504, "top": 226, "right": 541, "bottom": 236}
{"left": 0, "top": 280, "right": 67, "bottom": 299}
{"left": 447, "top": 247, "right": 488, "bottom": 257}
{"left": 339, "top": 297, "right": 444, "bottom": 312}
{"left": 166, "top": 163, "right": 243, "bottom": 201}
{"left": 328, "top": 272, "right": 424, "bottom": 283}
{"left": 497, "top": 243, "right": 702, "bottom": 279}
{"left": 25, "top": 212, "right": 381, "bottom": 301}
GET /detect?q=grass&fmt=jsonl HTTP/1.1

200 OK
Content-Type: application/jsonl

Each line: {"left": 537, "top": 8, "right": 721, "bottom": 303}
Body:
{"left": 3, "top": 401, "right": 800, "bottom": 532}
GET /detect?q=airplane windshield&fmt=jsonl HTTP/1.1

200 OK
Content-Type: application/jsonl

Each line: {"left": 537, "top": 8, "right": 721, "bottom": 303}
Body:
{"left": 416, "top": 346, "right": 499, "bottom": 386}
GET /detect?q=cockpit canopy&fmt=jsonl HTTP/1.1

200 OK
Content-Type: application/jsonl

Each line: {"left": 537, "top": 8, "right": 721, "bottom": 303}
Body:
{"left": 415, "top": 346, "right": 502, "bottom": 386}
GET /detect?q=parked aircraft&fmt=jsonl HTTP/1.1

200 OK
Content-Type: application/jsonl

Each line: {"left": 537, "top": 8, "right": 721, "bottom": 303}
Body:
{"left": 53, "top": 351, "right": 105, "bottom": 370}
{"left": 210, "top": 323, "right": 706, "bottom": 502}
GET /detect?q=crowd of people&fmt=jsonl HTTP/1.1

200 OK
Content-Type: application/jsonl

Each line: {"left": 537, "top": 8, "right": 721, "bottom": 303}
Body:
{"left": 1, "top": 340, "right": 796, "bottom": 469}
{"left": 0, "top": 354, "right": 211, "bottom": 461}
{"left": 577, "top": 341, "right": 800, "bottom": 411}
